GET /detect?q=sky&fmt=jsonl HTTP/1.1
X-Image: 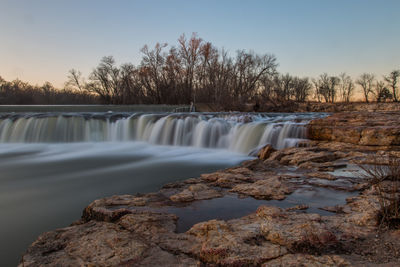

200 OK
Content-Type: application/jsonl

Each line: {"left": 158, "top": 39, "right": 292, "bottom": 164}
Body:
{"left": 0, "top": 0, "right": 399, "bottom": 88}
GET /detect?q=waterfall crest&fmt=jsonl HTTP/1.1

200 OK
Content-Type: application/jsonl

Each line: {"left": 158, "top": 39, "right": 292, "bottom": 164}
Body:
{"left": 0, "top": 113, "right": 323, "bottom": 154}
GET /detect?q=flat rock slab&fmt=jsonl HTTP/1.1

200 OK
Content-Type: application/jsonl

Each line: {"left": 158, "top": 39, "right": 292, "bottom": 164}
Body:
{"left": 19, "top": 178, "right": 388, "bottom": 266}
{"left": 230, "top": 176, "right": 294, "bottom": 200}
{"left": 308, "top": 111, "right": 400, "bottom": 146}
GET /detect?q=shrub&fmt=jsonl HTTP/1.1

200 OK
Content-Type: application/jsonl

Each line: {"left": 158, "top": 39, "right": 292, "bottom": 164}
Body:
{"left": 360, "top": 155, "right": 400, "bottom": 228}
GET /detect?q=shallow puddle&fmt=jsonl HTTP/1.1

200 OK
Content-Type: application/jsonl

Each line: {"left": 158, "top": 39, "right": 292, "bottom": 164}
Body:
{"left": 129, "top": 186, "right": 358, "bottom": 233}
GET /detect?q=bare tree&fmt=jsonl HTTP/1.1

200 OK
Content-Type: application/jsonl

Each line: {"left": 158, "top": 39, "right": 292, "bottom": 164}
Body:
{"left": 375, "top": 80, "right": 392, "bottom": 102}
{"left": 178, "top": 33, "right": 203, "bottom": 104}
{"left": 338, "top": 73, "right": 354, "bottom": 102}
{"left": 259, "top": 74, "right": 275, "bottom": 102}
{"left": 357, "top": 73, "right": 375, "bottom": 103}
{"left": 232, "top": 51, "right": 277, "bottom": 106}
{"left": 277, "top": 73, "right": 293, "bottom": 101}
{"left": 40, "top": 82, "right": 56, "bottom": 104}
{"left": 196, "top": 42, "right": 226, "bottom": 103}
{"left": 272, "top": 74, "right": 310, "bottom": 102}
{"left": 312, "top": 78, "right": 322, "bottom": 102}
{"left": 139, "top": 43, "right": 168, "bottom": 104}
{"left": 314, "top": 73, "right": 338, "bottom": 103}
{"left": 65, "top": 69, "right": 85, "bottom": 91}
{"left": 119, "top": 63, "right": 142, "bottom": 104}
{"left": 88, "top": 56, "right": 121, "bottom": 104}
{"left": 384, "top": 70, "right": 400, "bottom": 102}
{"left": 292, "top": 77, "right": 312, "bottom": 102}
{"left": 329, "top": 76, "right": 339, "bottom": 103}
{"left": 209, "top": 48, "right": 235, "bottom": 106}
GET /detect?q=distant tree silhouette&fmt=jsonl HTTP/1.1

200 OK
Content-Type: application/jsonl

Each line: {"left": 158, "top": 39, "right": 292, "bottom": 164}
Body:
{"left": 313, "top": 73, "right": 339, "bottom": 103}
{"left": 65, "top": 69, "right": 84, "bottom": 92}
{"left": 384, "top": 70, "right": 400, "bottom": 102}
{"left": 357, "top": 73, "right": 375, "bottom": 103}
{"left": 338, "top": 73, "right": 354, "bottom": 103}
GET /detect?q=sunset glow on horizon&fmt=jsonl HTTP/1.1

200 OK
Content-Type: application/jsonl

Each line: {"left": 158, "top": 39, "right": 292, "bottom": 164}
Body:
{"left": 1, "top": 0, "right": 399, "bottom": 88}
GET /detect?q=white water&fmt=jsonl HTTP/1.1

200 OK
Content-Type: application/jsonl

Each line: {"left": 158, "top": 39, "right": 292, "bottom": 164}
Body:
{"left": 0, "top": 112, "right": 323, "bottom": 153}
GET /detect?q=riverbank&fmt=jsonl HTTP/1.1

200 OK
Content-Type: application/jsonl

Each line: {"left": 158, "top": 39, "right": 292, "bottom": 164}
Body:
{"left": 196, "top": 101, "right": 400, "bottom": 113}
{"left": 19, "top": 111, "right": 400, "bottom": 266}
{"left": 1, "top": 102, "right": 399, "bottom": 114}
{"left": 0, "top": 104, "right": 191, "bottom": 113}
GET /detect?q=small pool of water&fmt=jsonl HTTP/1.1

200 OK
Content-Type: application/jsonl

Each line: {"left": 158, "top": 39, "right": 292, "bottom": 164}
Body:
{"left": 129, "top": 187, "right": 358, "bottom": 233}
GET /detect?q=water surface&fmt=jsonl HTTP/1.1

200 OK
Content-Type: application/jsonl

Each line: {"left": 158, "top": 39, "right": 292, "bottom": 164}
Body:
{"left": 0, "top": 112, "right": 324, "bottom": 266}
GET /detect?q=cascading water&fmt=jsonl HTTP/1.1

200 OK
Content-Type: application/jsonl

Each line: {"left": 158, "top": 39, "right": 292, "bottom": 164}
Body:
{"left": 0, "top": 112, "right": 322, "bottom": 153}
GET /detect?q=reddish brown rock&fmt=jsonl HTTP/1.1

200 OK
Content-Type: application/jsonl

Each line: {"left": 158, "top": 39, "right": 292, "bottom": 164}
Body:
{"left": 257, "top": 206, "right": 339, "bottom": 252}
{"left": 263, "top": 254, "right": 350, "bottom": 267}
{"left": 82, "top": 193, "right": 170, "bottom": 222}
{"left": 299, "top": 161, "right": 347, "bottom": 171}
{"left": 285, "top": 204, "right": 309, "bottom": 212}
{"left": 117, "top": 212, "right": 178, "bottom": 238}
{"left": 169, "top": 183, "right": 222, "bottom": 202}
{"left": 258, "top": 144, "right": 276, "bottom": 160}
{"left": 230, "top": 176, "right": 294, "bottom": 200}
{"left": 307, "top": 171, "right": 338, "bottom": 180}
{"left": 267, "top": 146, "right": 341, "bottom": 167}
{"left": 341, "top": 190, "right": 381, "bottom": 227}
{"left": 185, "top": 219, "right": 287, "bottom": 265}
{"left": 201, "top": 168, "right": 254, "bottom": 188}
{"left": 308, "top": 111, "right": 400, "bottom": 146}
{"left": 20, "top": 221, "right": 151, "bottom": 267}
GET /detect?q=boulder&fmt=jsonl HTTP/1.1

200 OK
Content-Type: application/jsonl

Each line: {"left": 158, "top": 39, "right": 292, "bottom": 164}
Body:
{"left": 258, "top": 144, "right": 276, "bottom": 160}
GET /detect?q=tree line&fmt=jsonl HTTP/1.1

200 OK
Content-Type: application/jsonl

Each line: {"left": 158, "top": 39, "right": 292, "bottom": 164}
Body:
{"left": 0, "top": 77, "right": 97, "bottom": 105}
{"left": 1, "top": 33, "right": 399, "bottom": 108}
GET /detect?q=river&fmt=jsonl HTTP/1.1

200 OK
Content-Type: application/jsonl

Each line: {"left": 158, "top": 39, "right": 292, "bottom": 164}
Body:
{"left": 0, "top": 111, "right": 324, "bottom": 266}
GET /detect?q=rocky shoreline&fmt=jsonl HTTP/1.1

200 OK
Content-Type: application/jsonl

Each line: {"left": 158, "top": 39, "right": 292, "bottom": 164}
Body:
{"left": 20, "top": 111, "right": 400, "bottom": 266}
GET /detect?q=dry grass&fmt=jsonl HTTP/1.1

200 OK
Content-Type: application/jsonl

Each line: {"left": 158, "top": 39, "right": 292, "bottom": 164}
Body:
{"left": 360, "top": 155, "right": 400, "bottom": 228}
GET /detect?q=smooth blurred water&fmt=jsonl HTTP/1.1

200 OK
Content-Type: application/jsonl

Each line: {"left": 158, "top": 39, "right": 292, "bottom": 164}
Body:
{"left": 0, "top": 112, "right": 326, "bottom": 266}
{"left": 0, "top": 142, "right": 251, "bottom": 266}
{"left": 0, "top": 112, "right": 324, "bottom": 152}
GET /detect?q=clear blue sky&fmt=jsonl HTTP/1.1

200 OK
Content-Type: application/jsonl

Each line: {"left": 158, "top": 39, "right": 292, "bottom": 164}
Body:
{"left": 1, "top": 0, "right": 399, "bottom": 87}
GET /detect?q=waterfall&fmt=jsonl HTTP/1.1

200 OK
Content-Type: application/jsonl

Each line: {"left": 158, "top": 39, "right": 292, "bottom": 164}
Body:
{"left": 0, "top": 112, "right": 321, "bottom": 154}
